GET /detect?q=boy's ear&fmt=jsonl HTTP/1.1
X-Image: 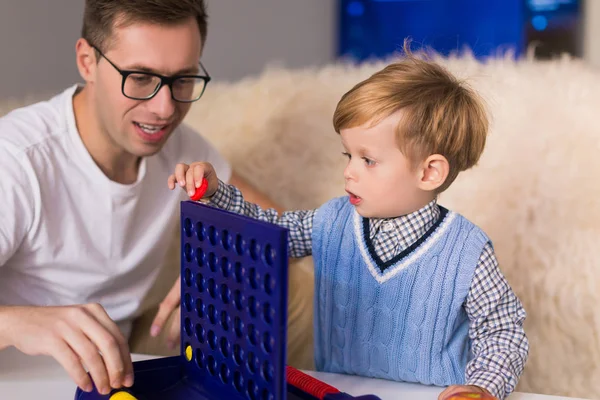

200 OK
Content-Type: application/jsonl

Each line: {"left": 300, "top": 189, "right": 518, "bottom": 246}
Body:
{"left": 416, "top": 154, "right": 449, "bottom": 192}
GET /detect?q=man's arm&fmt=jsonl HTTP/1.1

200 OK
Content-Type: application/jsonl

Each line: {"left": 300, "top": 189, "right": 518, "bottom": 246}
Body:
{"left": 0, "top": 144, "right": 133, "bottom": 395}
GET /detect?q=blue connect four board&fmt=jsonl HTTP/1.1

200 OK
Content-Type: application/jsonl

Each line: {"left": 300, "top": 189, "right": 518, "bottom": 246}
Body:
{"left": 75, "top": 201, "right": 380, "bottom": 400}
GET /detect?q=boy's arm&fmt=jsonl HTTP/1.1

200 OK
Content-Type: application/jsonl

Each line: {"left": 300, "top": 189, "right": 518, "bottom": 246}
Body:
{"left": 208, "top": 180, "right": 316, "bottom": 258}
{"left": 464, "top": 242, "right": 529, "bottom": 399}
{"left": 228, "top": 171, "right": 284, "bottom": 214}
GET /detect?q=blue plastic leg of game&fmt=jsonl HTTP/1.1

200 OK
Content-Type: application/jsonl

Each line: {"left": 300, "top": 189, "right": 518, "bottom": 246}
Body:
{"left": 74, "top": 201, "right": 380, "bottom": 400}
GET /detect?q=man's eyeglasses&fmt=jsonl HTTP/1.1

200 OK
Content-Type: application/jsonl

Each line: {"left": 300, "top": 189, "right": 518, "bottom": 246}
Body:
{"left": 91, "top": 44, "right": 211, "bottom": 103}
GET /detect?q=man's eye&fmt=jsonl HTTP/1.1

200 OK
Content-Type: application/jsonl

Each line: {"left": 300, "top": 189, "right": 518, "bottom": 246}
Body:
{"left": 175, "top": 78, "right": 194, "bottom": 86}
{"left": 131, "top": 75, "right": 153, "bottom": 84}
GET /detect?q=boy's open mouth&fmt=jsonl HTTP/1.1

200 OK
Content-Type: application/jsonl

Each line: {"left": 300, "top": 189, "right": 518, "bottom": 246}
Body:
{"left": 346, "top": 190, "right": 362, "bottom": 205}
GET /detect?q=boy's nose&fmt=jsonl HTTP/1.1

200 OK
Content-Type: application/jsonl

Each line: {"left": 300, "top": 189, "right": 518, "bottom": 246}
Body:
{"left": 344, "top": 164, "right": 355, "bottom": 181}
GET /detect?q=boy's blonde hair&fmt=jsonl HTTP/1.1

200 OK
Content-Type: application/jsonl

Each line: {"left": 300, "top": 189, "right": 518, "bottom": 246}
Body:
{"left": 333, "top": 45, "right": 488, "bottom": 192}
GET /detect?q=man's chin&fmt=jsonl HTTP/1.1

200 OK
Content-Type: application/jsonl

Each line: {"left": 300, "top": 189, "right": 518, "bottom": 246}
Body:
{"left": 129, "top": 129, "right": 174, "bottom": 156}
{"left": 133, "top": 143, "right": 167, "bottom": 158}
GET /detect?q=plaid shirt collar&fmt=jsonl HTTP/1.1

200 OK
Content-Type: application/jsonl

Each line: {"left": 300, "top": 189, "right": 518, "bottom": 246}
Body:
{"left": 368, "top": 198, "right": 440, "bottom": 250}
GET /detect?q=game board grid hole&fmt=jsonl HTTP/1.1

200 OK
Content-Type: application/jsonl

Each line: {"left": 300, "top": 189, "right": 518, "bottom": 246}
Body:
{"left": 183, "top": 262, "right": 276, "bottom": 298}
{"left": 183, "top": 337, "right": 277, "bottom": 400}
{"left": 182, "top": 239, "right": 278, "bottom": 297}
{"left": 183, "top": 310, "right": 276, "bottom": 356}
{"left": 183, "top": 272, "right": 276, "bottom": 328}
{"left": 183, "top": 257, "right": 276, "bottom": 304}
{"left": 183, "top": 314, "right": 277, "bottom": 368}
{"left": 183, "top": 219, "right": 276, "bottom": 266}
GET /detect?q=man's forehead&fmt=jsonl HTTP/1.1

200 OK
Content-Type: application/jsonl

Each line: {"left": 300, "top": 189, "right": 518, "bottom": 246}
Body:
{"left": 103, "top": 20, "right": 203, "bottom": 74}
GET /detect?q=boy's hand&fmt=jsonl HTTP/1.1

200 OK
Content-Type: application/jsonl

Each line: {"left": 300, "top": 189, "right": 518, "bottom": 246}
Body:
{"left": 167, "top": 162, "right": 219, "bottom": 199}
{"left": 439, "top": 385, "right": 497, "bottom": 400}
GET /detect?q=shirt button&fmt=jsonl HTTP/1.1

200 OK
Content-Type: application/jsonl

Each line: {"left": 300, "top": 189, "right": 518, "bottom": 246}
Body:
{"left": 382, "top": 222, "right": 395, "bottom": 232}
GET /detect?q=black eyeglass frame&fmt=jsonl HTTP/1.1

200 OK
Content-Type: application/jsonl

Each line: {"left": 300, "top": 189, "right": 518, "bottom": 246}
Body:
{"left": 90, "top": 44, "right": 212, "bottom": 103}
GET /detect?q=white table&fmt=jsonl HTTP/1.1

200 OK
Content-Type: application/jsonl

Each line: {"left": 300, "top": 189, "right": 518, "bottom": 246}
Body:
{"left": 0, "top": 347, "right": 587, "bottom": 400}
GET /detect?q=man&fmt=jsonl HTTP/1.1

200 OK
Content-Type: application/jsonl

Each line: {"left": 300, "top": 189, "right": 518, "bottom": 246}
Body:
{"left": 0, "top": 0, "right": 283, "bottom": 395}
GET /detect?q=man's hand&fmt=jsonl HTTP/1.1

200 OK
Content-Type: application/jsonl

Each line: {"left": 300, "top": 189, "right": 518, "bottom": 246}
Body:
{"left": 439, "top": 385, "right": 497, "bottom": 400}
{"left": 0, "top": 304, "right": 133, "bottom": 395}
{"left": 149, "top": 276, "right": 181, "bottom": 350}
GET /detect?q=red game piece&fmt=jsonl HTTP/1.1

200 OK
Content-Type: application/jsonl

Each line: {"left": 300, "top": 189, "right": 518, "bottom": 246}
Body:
{"left": 189, "top": 178, "right": 208, "bottom": 201}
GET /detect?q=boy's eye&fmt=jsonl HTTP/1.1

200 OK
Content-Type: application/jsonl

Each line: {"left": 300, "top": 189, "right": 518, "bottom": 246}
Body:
{"left": 363, "top": 157, "right": 375, "bottom": 166}
{"left": 342, "top": 152, "right": 351, "bottom": 159}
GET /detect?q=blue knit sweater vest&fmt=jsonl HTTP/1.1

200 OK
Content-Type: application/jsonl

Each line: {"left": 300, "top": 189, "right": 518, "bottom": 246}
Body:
{"left": 312, "top": 197, "right": 489, "bottom": 386}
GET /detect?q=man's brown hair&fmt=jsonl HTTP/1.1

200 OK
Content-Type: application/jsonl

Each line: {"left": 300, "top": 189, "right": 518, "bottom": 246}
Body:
{"left": 82, "top": 0, "right": 208, "bottom": 52}
{"left": 333, "top": 43, "right": 488, "bottom": 192}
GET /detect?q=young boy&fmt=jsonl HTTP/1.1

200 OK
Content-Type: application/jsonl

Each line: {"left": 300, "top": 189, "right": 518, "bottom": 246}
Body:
{"left": 168, "top": 51, "right": 529, "bottom": 400}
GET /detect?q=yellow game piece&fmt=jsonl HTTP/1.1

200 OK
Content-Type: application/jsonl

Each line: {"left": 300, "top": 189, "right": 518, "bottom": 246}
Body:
{"left": 109, "top": 391, "right": 137, "bottom": 400}
{"left": 185, "top": 344, "right": 193, "bottom": 361}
